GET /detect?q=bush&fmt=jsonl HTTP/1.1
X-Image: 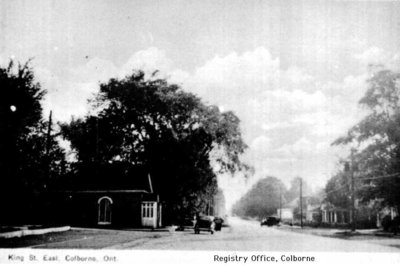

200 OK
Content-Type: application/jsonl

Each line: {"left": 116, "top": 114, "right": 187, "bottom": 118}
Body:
{"left": 304, "top": 221, "right": 321, "bottom": 228}
{"left": 392, "top": 216, "right": 400, "bottom": 234}
{"left": 356, "top": 219, "right": 377, "bottom": 229}
{"left": 317, "top": 222, "right": 350, "bottom": 229}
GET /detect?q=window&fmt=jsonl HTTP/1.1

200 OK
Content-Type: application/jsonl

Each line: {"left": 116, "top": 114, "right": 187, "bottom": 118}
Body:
{"left": 98, "top": 197, "right": 112, "bottom": 225}
{"left": 142, "top": 202, "right": 155, "bottom": 218}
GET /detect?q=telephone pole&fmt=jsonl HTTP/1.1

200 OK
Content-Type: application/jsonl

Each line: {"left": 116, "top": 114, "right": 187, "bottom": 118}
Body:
{"left": 95, "top": 117, "right": 100, "bottom": 179}
{"left": 300, "top": 178, "right": 303, "bottom": 228}
{"left": 45, "top": 110, "right": 53, "bottom": 189}
{"left": 345, "top": 149, "right": 357, "bottom": 232}
{"left": 45, "top": 111, "right": 52, "bottom": 158}
{"left": 350, "top": 149, "right": 356, "bottom": 232}
{"left": 279, "top": 186, "right": 282, "bottom": 221}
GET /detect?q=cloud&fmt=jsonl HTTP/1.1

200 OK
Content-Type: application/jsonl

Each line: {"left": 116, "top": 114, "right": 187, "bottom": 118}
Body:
{"left": 188, "top": 47, "right": 280, "bottom": 99}
{"left": 68, "top": 47, "right": 173, "bottom": 84}
{"left": 119, "top": 47, "right": 172, "bottom": 78}
{"left": 249, "top": 135, "right": 272, "bottom": 161}
{"left": 36, "top": 47, "right": 174, "bottom": 122}
{"left": 71, "top": 57, "right": 119, "bottom": 83}
{"left": 32, "top": 46, "right": 399, "bottom": 189}
{"left": 276, "top": 137, "right": 326, "bottom": 159}
{"left": 168, "top": 47, "right": 381, "bottom": 187}
{"left": 35, "top": 67, "right": 99, "bottom": 122}
{"left": 261, "top": 121, "right": 293, "bottom": 131}
{"left": 281, "top": 67, "right": 316, "bottom": 92}
{"left": 354, "top": 47, "right": 400, "bottom": 73}
{"left": 0, "top": 55, "right": 8, "bottom": 67}
{"left": 354, "top": 46, "right": 390, "bottom": 67}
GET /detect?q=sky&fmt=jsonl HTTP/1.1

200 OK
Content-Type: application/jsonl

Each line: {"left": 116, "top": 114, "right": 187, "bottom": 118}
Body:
{"left": 1, "top": 0, "right": 400, "bottom": 209}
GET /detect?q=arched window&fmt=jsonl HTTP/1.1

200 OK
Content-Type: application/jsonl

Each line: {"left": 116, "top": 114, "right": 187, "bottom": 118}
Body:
{"left": 98, "top": 196, "right": 112, "bottom": 225}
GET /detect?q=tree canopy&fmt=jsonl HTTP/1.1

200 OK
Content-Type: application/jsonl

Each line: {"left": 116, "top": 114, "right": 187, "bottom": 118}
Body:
{"left": 285, "top": 177, "right": 312, "bottom": 202}
{"left": 0, "top": 60, "right": 65, "bottom": 224}
{"left": 61, "top": 71, "right": 248, "bottom": 221}
{"left": 324, "top": 172, "right": 351, "bottom": 208}
{"left": 333, "top": 68, "right": 400, "bottom": 210}
{"left": 232, "top": 176, "right": 285, "bottom": 219}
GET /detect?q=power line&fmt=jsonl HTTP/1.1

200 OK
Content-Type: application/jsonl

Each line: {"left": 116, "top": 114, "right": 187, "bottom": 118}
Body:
{"left": 325, "top": 182, "right": 350, "bottom": 195}
{"left": 357, "top": 172, "right": 400, "bottom": 181}
{"left": 324, "top": 165, "right": 400, "bottom": 232}
{"left": 325, "top": 172, "right": 400, "bottom": 195}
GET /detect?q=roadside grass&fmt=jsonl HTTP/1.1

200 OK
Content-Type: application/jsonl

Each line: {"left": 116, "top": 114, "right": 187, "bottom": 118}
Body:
{"left": 0, "top": 229, "right": 99, "bottom": 248}
{"left": 0, "top": 228, "right": 170, "bottom": 249}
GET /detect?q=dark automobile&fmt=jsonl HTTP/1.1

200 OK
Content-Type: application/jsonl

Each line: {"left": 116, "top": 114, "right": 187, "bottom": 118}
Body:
{"left": 213, "top": 217, "right": 224, "bottom": 231}
{"left": 194, "top": 215, "right": 215, "bottom": 234}
{"left": 261, "top": 217, "right": 280, "bottom": 227}
{"left": 175, "top": 217, "right": 195, "bottom": 231}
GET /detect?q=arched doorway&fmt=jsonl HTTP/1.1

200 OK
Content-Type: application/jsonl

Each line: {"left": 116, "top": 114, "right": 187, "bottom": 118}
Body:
{"left": 98, "top": 196, "right": 112, "bottom": 225}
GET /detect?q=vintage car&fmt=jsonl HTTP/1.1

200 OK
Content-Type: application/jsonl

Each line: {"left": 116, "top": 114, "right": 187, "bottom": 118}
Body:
{"left": 194, "top": 215, "right": 215, "bottom": 234}
{"left": 213, "top": 216, "right": 224, "bottom": 231}
{"left": 175, "top": 217, "right": 196, "bottom": 231}
{"left": 260, "top": 216, "right": 280, "bottom": 227}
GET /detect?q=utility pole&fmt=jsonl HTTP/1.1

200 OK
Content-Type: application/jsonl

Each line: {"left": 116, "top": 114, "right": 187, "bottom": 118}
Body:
{"left": 350, "top": 149, "right": 356, "bottom": 232}
{"left": 279, "top": 186, "right": 282, "bottom": 221}
{"left": 344, "top": 150, "right": 357, "bottom": 232}
{"left": 95, "top": 117, "right": 100, "bottom": 179}
{"left": 45, "top": 110, "right": 53, "bottom": 189}
{"left": 45, "top": 111, "right": 52, "bottom": 157}
{"left": 300, "top": 178, "right": 303, "bottom": 228}
{"left": 95, "top": 117, "right": 99, "bottom": 161}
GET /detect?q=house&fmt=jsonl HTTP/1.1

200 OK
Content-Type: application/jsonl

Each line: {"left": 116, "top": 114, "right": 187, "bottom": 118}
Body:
{"left": 276, "top": 194, "right": 396, "bottom": 228}
{"left": 277, "top": 198, "right": 352, "bottom": 225}
{"left": 372, "top": 201, "right": 398, "bottom": 228}
{"left": 320, "top": 202, "right": 350, "bottom": 224}
{"left": 277, "top": 196, "right": 321, "bottom": 223}
{"left": 306, "top": 204, "right": 321, "bottom": 222}
{"left": 52, "top": 164, "right": 162, "bottom": 228}
{"left": 277, "top": 198, "right": 297, "bottom": 222}
{"left": 277, "top": 208, "right": 295, "bottom": 221}
{"left": 320, "top": 199, "right": 387, "bottom": 228}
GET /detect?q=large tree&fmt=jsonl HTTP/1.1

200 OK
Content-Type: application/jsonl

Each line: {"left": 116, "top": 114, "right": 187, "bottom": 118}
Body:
{"left": 333, "top": 68, "right": 400, "bottom": 210}
{"left": 61, "top": 71, "right": 248, "bottom": 221}
{"left": 285, "top": 177, "right": 311, "bottom": 202}
{"left": 232, "top": 176, "right": 285, "bottom": 219}
{"left": 325, "top": 171, "right": 351, "bottom": 208}
{"left": 0, "top": 60, "right": 65, "bottom": 224}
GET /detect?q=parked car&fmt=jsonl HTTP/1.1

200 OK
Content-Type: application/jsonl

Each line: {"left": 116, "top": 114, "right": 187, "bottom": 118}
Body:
{"left": 194, "top": 215, "right": 215, "bottom": 234}
{"left": 175, "top": 217, "right": 195, "bottom": 231}
{"left": 213, "top": 217, "right": 224, "bottom": 231}
{"left": 261, "top": 216, "right": 280, "bottom": 227}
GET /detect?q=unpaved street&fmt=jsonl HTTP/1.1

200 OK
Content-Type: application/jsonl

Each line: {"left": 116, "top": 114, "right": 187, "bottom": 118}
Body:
{"left": 125, "top": 217, "right": 400, "bottom": 251}
{"left": 2, "top": 217, "right": 399, "bottom": 251}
